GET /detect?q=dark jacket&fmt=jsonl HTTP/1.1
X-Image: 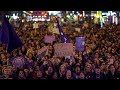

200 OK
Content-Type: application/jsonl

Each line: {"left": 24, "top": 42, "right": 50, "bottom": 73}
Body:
{"left": 92, "top": 72, "right": 106, "bottom": 79}
{"left": 106, "top": 71, "right": 117, "bottom": 79}
{"left": 85, "top": 72, "right": 93, "bottom": 79}
{"left": 115, "top": 72, "right": 120, "bottom": 79}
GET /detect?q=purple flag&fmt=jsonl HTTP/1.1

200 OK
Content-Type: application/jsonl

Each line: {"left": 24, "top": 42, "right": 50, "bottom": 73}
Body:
{"left": 76, "top": 37, "right": 85, "bottom": 52}
{"left": 56, "top": 18, "right": 68, "bottom": 43}
{"left": 1, "top": 16, "right": 23, "bottom": 53}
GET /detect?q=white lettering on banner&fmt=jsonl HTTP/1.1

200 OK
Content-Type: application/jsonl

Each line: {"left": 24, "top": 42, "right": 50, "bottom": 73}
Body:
{"left": 54, "top": 43, "right": 73, "bottom": 57}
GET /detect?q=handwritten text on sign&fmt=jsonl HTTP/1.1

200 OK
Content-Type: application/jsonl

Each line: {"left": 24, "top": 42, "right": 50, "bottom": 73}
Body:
{"left": 44, "top": 35, "right": 55, "bottom": 43}
{"left": 54, "top": 43, "right": 73, "bottom": 57}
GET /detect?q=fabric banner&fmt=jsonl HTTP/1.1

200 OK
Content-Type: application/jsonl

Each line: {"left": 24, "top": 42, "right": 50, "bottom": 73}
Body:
{"left": 76, "top": 37, "right": 85, "bottom": 52}
{"left": 54, "top": 43, "right": 73, "bottom": 57}
{"left": 44, "top": 35, "right": 55, "bottom": 43}
{"left": 12, "top": 56, "right": 26, "bottom": 68}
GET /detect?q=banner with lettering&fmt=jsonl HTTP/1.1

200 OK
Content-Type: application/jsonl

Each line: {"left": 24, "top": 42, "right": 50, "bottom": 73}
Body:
{"left": 54, "top": 43, "right": 73, "bottom": 57}
{"left": 76, "top": 37, "right": 85, "bottom": 52}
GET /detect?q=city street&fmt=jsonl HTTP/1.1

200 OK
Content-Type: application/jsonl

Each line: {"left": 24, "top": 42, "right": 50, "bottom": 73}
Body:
{"left": 0, "top": 11, "right": 120, "bottom": 79}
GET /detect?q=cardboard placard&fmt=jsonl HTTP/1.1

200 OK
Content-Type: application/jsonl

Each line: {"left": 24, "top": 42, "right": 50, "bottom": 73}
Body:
{"left": 54, "top": 43, "right": 73, "bottom": 57}
{"left": 44, "top": 35, "right": 55, "bottom": 43}
{"left": 76, "top": 37, "right": 85, "bottom": 52}
{"left": 33, "top": 23, "right": 39, "bottom": 29}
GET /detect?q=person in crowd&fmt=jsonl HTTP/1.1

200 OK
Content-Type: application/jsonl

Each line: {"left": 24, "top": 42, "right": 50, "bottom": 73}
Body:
{"left": 1, "top": 67, "right": 13, "bottom": 79}
{"left": 115, "top": 66, "right": 120, "bottom": 79}
{"left": 59, "top": 65, "right": 67, "bottom": 79}
{"left": 66, "top": 70, "right": 73, "bottom": 79}
{"left": 45, "top": 66, "right": 54, "bottom": 79}
{"left": 36, "top": 70, "right": 44, "bottom": 79}
{"left": 18, "top": 70, "right": 26, "bottom": 79}
{"left": 106, "top": 64, "right": 117, "bottom": 79}
{"left": 79, "top": 71, "right": 85, "bottom": 79}
{"left": 73, "top": 65, "right": 81, "bottom": 79}
{"left": 52, "top": 71, "right": 58, "bottom": 79}
{"left": 84, "top": 64, "right": 93, "bottom": 79}
{"left": 92, "top": 66, "right": 105, "bottom": 79}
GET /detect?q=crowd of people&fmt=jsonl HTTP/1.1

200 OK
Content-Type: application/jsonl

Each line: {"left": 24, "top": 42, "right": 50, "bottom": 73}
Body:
{"left": 0, "top": 21, "right": 120, "bottom": 79}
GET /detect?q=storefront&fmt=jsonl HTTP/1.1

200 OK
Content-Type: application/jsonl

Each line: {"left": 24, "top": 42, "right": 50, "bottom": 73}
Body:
{"left": 32, "top": 11, "right": 50, "bottom": 22}
{"left": 101, "top": 11, "right": 117, "bottom": 24}
{"left": 93, "top": 11, "right": 118, "bottom": 27}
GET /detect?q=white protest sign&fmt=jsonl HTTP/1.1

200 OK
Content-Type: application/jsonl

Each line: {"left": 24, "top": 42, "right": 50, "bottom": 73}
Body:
{"left": 33, "top": 23, "right": 39, "bottom": 29}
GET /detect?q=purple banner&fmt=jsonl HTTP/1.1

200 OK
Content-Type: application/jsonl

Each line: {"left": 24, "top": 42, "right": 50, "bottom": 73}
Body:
{"left": 12, "top": 56, "right": 26, "bottom": 68}
{"left": 44, "top": 35, "right": 55, "bottom": 43}
{"left": 76, "top": 37, "right": 85, "bottom": 52}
